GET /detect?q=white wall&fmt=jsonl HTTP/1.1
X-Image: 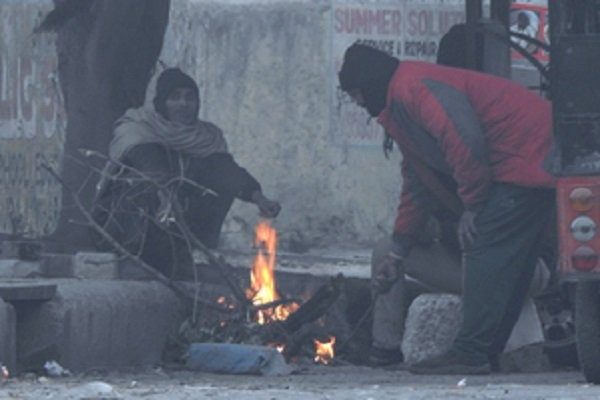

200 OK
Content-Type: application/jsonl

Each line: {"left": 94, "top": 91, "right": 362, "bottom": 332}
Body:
{"left": 0, "top": 0, "right": 464, "bottom": 250}
{"left": 0, "top": 0, "right": 64, "bottom": 237}
{"left": 158, "top": 0, "right": 464, "bottom": 251}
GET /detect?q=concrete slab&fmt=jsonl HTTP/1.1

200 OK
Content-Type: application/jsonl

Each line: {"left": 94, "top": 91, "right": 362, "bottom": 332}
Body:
{"left": 72, "top": 252, "right": 118, "bottom": 279}
{"left": 0, "top": 298, "right": 16, "bottom": 374}
{"left": 0, "top": 260, "right": 43, "bottom": 279}
{"left": 40, "top": 253, "right": 74, "bottom": 278}
{"left": 16, "top": 279, "right": 186, "bottom": 372}
{"left": 42, "top": 252, "right": 119, "bottom": 280}
{"left": 0, "top": 280, "right": 57, "bottom": 301}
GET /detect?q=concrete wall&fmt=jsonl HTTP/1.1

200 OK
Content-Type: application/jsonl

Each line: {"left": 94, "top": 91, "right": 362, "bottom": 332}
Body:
{"left": 0, "top": 0, "right": 64, "bottom": 237}
{"left": 0, "top": 0, "right": 464, "bottom": 250}
{"left": 16, "top": 280, "right": 185, "bottom": 372}
{"left": 158, "top": 0, "right": 464, "bottom": 250}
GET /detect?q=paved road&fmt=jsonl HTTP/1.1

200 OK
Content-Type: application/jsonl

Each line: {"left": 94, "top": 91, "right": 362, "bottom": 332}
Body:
{"left": 0, "top": 365, "right": 598, "bottom": 399}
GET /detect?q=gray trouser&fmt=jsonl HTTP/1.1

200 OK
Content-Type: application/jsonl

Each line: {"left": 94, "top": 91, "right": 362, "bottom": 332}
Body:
{"left": 371, "top": 234, "right": 550, "bottom": 351}
{"left": 371, "top": 237, "right": 462, "bottom": 350}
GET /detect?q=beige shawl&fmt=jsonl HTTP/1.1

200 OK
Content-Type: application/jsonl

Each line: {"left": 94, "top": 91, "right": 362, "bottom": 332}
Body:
{"left": 108, "top": 107, "right": 228, "bottom": 160}
{"left": 97, "top": 107, "right": 228, "bottom": 194}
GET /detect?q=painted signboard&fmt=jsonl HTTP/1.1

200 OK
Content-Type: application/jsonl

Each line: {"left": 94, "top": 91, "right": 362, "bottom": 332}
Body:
{"left": 510, "top": 0, "right": 549, "bottom": 62}
{"left": 332, "top": 0, "right": 465, "bottom": 147}
{"left": 0, "top": 1, "right": 65, "bottom": 236}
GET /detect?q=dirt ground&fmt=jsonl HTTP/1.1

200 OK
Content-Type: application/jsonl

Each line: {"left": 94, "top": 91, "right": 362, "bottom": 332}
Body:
{"left": 0, "top": 364, "right": 598, "bottom": 400}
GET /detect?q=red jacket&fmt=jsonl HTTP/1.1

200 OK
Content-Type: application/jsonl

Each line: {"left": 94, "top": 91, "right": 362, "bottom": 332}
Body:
{"left": 377, "top": 61, "right": 555, "bottom": 238}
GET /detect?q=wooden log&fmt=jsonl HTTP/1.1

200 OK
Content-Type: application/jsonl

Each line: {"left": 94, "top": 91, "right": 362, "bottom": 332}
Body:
{"left": 282, "top": 274, "right": 344, "bottom": 333}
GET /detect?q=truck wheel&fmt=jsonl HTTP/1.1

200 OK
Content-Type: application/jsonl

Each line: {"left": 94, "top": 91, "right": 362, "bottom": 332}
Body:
{"left": 575, "top": 281, "right": 600, "bottom": 384}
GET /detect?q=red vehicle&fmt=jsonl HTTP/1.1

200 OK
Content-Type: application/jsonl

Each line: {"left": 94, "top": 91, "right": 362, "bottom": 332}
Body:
{"left": 551, "top": 0, "right": 600, "bottom": 384}
{"left": 461, "top": 0, "right": 600, "bottom": 384}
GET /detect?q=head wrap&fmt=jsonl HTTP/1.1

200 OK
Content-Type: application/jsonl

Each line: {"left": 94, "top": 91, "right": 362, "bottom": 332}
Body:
{"left": 338, "top": 43, "right": 399, "bottom": 117}
{"left": 153, "top": 68, "right": 200, "bottom": 119}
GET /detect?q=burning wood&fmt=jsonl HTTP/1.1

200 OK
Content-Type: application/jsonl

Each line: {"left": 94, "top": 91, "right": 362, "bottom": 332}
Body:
{"left": 246, "top": 220, "right": 299, "bottom": 324}
{"left": 269, "top": 343, "right": 286, "bottom": 354}
{"left": 242, "top": 221, "right": 343, "bottom": 364}
{"left": 179, "top": 220, "right": 346, "bottom": 366}
{"left": 282, "top": 274, "right": 343, "bottom": 333}
{"left": 314, "top": 336, "right": 336, "bottom": 365}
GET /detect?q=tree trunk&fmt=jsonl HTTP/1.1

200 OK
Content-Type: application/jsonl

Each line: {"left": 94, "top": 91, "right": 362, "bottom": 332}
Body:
{"left": 44, "top": 0, "right": 170, "bottom": 252}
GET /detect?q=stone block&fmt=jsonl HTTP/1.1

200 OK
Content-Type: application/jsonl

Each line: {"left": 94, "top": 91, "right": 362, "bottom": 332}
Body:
{"left": 41, "top": 253, "right": 74, "bottom": 278}
{"left": 0, "top": 260, "right": 43, "bottom": 279}
{"left": 73, "top": 252, "right": 117, "bottom": 280}
{"left": 0, "top": 299, "right": 16, "bottom": 374}
{"left": 16, "top": 280, "right": 185, "bottom": 372}
{"left": 402, "top": 294, "right": 551, "bottom": 372}
{"left": 42, "top": 253, "right": 120, "bottom": 280}
{"left": 0, "top": 280, "right": 57, "bottom": 302}
{"left": 402, "top": 294, "right": 462, "bottom": 364}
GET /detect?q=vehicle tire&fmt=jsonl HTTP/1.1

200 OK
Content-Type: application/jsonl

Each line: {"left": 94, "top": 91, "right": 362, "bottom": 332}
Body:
{"left": 575, "top": 281, "right": 600, "bottom": 384}
{"left": 537, "top": 287, "right": 579, "bottom": 368}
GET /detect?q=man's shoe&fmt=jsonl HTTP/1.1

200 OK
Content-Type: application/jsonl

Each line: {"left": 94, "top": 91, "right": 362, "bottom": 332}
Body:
{"left": 409, "top": 351, "right": 491, "bottom": 375}
{"left": 368, "top": 347, "right": 404, "bottom": 367}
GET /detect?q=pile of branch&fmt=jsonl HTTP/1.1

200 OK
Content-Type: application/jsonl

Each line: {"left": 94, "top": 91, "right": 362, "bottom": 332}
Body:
{"left": 178, "top": 274, "right": 344, "bottom": 361}
{"left": 44, "top": 150, "right": 346, "bottom": 362}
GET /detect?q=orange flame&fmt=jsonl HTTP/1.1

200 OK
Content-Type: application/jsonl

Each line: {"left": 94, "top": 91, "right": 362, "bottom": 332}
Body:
{"left": 267, "top": 343, "right": 286, "bottom": 353}
{"left": 246, "top": 220, "right": 298, "bottom": 324}
{"left": 314, "top": 336, "right": 336, "bottom": 365}
{"left": 216, "top": 295, "right": 235, "bottom": 310}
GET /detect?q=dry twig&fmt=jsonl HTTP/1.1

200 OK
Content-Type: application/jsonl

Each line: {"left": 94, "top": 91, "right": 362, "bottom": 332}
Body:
{"left": 42, "top": 163, "right": 232, "bottom": 314}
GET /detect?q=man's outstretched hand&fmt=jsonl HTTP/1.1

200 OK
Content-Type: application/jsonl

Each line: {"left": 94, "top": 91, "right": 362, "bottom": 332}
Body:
{"left": 252, "top": 191, "right": 281, "bottom": 218}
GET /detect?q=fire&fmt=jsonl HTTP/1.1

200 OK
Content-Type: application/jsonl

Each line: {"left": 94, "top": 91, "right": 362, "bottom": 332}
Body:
{"left": 314, "top": 336, "right": 336, "bottom": 365}
{"left": 246, "top": 220, "right": 298, "bottom": 324}
{"left": 268, "top": 343, "right": 286, "bottom": 353}
{"left": 1, "top": 365, "right": 9, "bottom": 379}
{"left": 216, "top": 295, "right": 235, "bottom": 310}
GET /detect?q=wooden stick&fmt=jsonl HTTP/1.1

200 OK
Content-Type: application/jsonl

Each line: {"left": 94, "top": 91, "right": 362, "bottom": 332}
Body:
{"left": 283, "top": 274, "right": 344, "bottom": 333}
{"left": 42, "top": 164, "right": 232, "bottom": 314}
{"left": 81, "top": 150, "right": 252, "bottom": 310}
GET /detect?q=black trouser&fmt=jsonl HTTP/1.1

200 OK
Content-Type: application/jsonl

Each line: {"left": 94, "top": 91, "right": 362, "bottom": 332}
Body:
{"left": 179, "top": 155, "right": 240, "bottom": 249}
{"left": 125, "top": 189, "right": 234, "bottom": 280}
{"left": 94, "top": 152, "right": 258, "bottom": 279}
{"left": 451, "top": 183, "right": 555, "bottom": 364}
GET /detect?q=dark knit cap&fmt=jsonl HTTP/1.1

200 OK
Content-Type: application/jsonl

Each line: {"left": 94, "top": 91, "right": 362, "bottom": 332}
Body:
{"left": 153, "top": 68, "right": 200, "bottom": 119}
{"left": 338, "top": 43, "right": 399, "bottom": 117}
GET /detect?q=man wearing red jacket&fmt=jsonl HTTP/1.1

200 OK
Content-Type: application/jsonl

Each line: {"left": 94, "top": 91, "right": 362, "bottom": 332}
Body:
{"left": 338, "top": 43, "right": 556, "bottom": 374}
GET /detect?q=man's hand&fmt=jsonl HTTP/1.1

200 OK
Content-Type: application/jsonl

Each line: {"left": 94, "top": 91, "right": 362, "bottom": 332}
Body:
{"left": 458, "top": 210, "right": 478, "bottom": 249}
{"left": 372, "top": 253, "right": 403, "bottom": 294}
{"left": 252, "top": 191, "right": 281, "bottom": 218}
